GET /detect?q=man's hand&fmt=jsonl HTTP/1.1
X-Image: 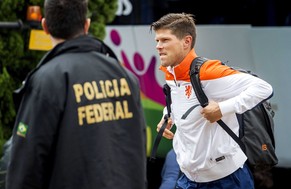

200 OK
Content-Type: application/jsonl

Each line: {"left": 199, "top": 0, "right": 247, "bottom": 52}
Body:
{"left": 157, "top": 116, "right": 174, "bottom": 139}
{"left": 200, "top": 100, "right": 222, "bottom": 123}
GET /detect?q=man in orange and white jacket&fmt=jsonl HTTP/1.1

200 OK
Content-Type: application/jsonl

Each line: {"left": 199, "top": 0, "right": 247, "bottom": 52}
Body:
{"left": 151, "top": 13, "right": 273, "bottom": 189}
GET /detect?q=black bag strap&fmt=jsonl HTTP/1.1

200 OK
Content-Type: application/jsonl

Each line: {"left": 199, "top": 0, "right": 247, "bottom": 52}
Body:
{"left": 189, "top": 57, "right": 246, "bottom": 152}
{"left": 150, "top": 84, "right": 172, "bottom": 161}
{"left": 189, "top": 57, "right": 209, "bottom": 108}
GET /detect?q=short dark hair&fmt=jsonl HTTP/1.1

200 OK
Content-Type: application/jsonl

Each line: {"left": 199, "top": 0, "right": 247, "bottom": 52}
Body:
{"left": 150, "top": 13, "right": 196, "bottom": 48}
{"left": 44, "top": 0, "right": 88, "bottom": 39}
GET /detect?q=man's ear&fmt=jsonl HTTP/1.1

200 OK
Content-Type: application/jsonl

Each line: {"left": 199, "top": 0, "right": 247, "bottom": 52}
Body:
{"left": 184, "top": 35, "right": 192, "bottom": 49}
{"left": 41, "top": 18, "right": 50, "bottom": 34}
{"left": 84, "top": 18, "right": 91, "bottom": 34}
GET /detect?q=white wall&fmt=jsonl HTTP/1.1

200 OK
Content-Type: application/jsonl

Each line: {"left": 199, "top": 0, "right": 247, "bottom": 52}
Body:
{"left": 251, "top": 27, "right": 291, "bottom": 167}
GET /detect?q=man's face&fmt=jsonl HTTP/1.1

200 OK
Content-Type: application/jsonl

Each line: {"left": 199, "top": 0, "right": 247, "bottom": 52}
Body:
{"left": 154, "top": 29, "right": 187, "bottom": 68}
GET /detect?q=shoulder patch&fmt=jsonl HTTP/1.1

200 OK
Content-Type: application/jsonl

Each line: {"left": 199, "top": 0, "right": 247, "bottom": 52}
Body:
{"left": 17, "top": 122, "right": 28, "bottom": 138}
{"left": 200, "top": 60, "right": 239, "bottom": 80}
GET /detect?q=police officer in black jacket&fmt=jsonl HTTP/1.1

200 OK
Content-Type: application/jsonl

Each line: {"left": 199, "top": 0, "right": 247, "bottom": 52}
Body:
{"left": 5, "top": 0, "right": 147, "bottom": 188}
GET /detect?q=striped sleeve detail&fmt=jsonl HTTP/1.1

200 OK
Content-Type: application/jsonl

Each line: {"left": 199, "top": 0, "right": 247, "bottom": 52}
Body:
{"left": 200, "top": 60, "right": 239, "bottom": 81}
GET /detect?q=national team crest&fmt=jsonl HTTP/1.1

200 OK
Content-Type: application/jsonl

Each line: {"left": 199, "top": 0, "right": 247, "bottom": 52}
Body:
{"left": 185, "top": 85, "right": 192, "bottom": 99}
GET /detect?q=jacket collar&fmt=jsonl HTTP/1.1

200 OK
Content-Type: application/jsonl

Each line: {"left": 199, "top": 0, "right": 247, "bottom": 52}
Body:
{"left": 13, "top": 35, "right": 118, "bottom": 109}
{"left": 37, "top": 35, "right": 117, "bottom": 68}
{"left": 160, "top": 49, "right": 198, "bottom": 81}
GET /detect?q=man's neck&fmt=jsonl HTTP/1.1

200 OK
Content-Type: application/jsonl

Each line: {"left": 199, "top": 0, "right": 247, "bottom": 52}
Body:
{"left": 50, "top": 36, "right": 65, "bottom": 47}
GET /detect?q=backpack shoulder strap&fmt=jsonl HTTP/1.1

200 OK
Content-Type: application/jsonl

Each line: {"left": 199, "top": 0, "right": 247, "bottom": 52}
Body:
{"left": 150, "top": 84, "right": 172, "bottom": 161}
{"left": 189, "top": 57, "right": 246, "bottom": 152}
{"left": 189, "top": 57, "right": 209, "bottom": 107}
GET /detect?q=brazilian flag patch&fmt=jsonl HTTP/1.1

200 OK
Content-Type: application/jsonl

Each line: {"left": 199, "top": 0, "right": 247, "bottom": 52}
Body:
{"left": 17, "top": 122, "right": 28, "bottom": 138}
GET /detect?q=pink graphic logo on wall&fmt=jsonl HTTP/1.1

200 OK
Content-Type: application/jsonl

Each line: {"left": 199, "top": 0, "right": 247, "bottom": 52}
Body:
{"left": 109, "top": 29, "right": 165, "bottom": 106}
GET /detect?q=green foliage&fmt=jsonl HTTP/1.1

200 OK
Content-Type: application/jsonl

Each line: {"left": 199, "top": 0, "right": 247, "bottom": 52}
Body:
{"left": 0, "top": 68, "right": 15, "bottom": 154}
{"left": 0, "top": 0, "right": 117, "bottom": 156}
{"left": 0, "top": 0, "right": 25, "bottom": 21}
{"left": 89, "top": 0, "right": 118, "bottom": 39}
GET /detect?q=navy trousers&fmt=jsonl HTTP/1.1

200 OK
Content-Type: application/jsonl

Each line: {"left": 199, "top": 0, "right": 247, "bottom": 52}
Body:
{"left": 176, "top": 163, "right": 254, "bottom": 189}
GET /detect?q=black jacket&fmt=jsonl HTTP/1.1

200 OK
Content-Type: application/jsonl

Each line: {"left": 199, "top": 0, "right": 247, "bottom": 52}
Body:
{"left": 6, "top": 35, "right": 147, "bottom": 189}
